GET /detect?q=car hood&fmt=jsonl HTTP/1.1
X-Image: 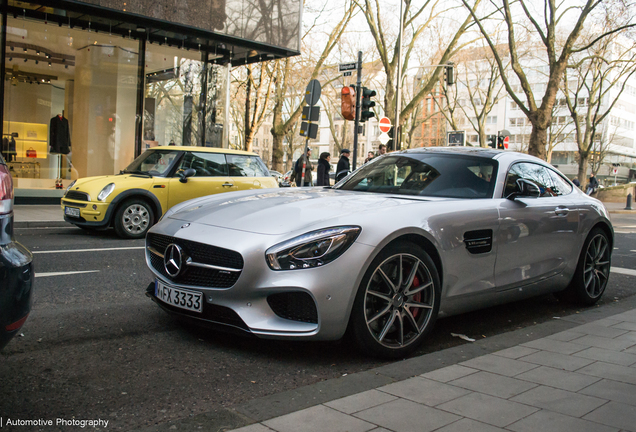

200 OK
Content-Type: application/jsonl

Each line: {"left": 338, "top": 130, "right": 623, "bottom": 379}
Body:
{"left": 71, "top": 174, "right": 153, "bottom": 196}
{"left": 165, "top": 188, "right": 432, "bottom": 235}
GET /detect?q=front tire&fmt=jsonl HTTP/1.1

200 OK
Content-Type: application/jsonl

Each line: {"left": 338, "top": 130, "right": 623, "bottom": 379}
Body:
{"left": 558, "top": 227, "right": 611, "bottom": 305}
{"left": 349, "top": 242, "right": 441, "bottom": 359}
{"left": 114, "top": 198, "right": 154, "bottom": 239}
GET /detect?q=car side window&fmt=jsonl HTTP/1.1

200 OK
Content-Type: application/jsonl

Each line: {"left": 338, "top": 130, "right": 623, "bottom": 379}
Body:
{"left": 504, "top": 162, "right": 556, "bottom": 198}
{"left": 177, "top": 152, "right": 228, "bottom": 177}
{"left": 226, "top": 155, "right": 269, "bottom": 177}
{"left": 546, "top": 168, "right": 573, "bottom": 196}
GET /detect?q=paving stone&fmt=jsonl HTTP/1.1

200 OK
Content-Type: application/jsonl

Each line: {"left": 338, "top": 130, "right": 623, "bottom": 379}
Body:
{"left": 492, "top": 346, "right": 539, "bottom": 359}
{"left": 521, "top": 338, "right": 588, "bottom": 355}
{"left": 610, "top": 311, "right": 636, "bottom": 324}
{"left": 624, "top": 346, "right": 636, "bottom": 355}
{"left": 612, "top": 322, "right": 636, "bottom": 332}
{"left": 577, "top": 361, "right": 636, "bottom": 385}
{"left": 459, "top": 354, "right": 538, "bottom": 377}
{"left": 449, "top": 371, "right": 537, "bottom": 399}
{"left": 583, "top": 401, "right": 636, "bottom": 431}
{"left": 518, "top": 350, "right": 596, "bottom": 371}
{"left": 515, "top": 366, "right": 602, "bottom": 392}
{"left": 354, "top": 399, "right": 460, "bottom": 432}
{"left": 231, "top": 425, "right": 276, "bottom": 432}
{"left": 367, "top": 429, "right": 392, "bottom": 432}
{"left": 324, "top": 390, "right": 397, "bottom": 415}
{"left": 421, "top": 365, "right": 478, "bottom": 383}
{"left": 547, "top": 331, "right": 586, "bottom": 342}
{"left": 573, "top": 324, "right": 629, "bottom": 338}
{"left": 570, "top": 335, "right": 635, "bottom": 351}
{"left": 591, "top": 318, "right": 623, "bottom": 328}
{"left": 507, "top": 410, "right": 618, "bottom": 432}
{"left": 262, "top": 405, "right": 376, "bottom": 432}
{"left": 573, "top": 347, "right": 636, "bottom": 367}
{"left": 435, "top": 418, "right": 508, "bottom": 432}
{"left": 579, "top": 379, "right": 636, "bottom": 406}
{"left": 615, "top": 331, "right": 636, "bottom": 344}
{"left": 378, "top": 377, "right": 470, "bottom": 407}
{"left": 510, "top": 385, "right": 608, "bottom": 417}
{"left": 437, "top": 392, "right": 538, "bottom": 428}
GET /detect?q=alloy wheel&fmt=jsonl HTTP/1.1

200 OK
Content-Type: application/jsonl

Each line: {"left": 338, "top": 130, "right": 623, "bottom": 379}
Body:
{"left": 583, "top": 233, "right": 610, "bottom": 299}
{"left": 121, "top": 203, "right": 150, "bottom": 235}
{"left": 363, "top": 253, "right": 435, "bottom": 349}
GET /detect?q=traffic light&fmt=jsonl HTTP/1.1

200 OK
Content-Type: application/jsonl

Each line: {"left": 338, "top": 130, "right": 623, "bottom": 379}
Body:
{"left": 445, "top": 62, "right": 455, "bottom": 86}
{"left": 360, "top": 87, "right": 376, "bottom": 122}
{"left": 387, "top": 126, "right": 394, "bottom": 151}
{"left": 497, "top": 129, "right": 510, "bottom": 150}
{"left": 341, "top": 85, "right": 355, "bottom": 121}
{"left": 487, "top": 134, "right": 497, "bottom": 148}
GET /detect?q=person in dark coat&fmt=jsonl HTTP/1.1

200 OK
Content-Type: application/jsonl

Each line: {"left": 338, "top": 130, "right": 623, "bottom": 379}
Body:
{"left": 294, "top": 147, "right": 313, "bottom": 186}
{"left": 316, "top": 152, "right": 331, "bottom": 186}
{"left": 586, "top": 173, "right": 599, "bottom": 195}
{"left": 335, "top": 149, "right": 351, "bottom": 182}
{"left": 572, "top": 177, "right": 580, "bottom": 188}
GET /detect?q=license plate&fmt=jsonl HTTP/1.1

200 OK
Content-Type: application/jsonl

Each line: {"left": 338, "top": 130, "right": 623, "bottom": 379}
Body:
{"left": 65, "top": 206, "right": 80, "bottom": 218}
{"left": 155, "top": 280, "right": 203, "bottom": 313}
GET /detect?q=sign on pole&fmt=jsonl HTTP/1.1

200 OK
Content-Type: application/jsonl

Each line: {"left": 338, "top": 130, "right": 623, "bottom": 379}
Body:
{"left": 379, "top": 133, "right": 390, "bottom": 145}
{"left": 378, "top": 117, "right": 392, "bottom": 134}
{"left": 339, "top": 62, "right": 357, "bottom": 72}
{"left": 304, "top": 79, "right": 321, "bottom": 106}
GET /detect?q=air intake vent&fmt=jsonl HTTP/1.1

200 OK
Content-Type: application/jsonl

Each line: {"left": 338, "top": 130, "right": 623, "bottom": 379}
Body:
{"left": 267, "top": 292, "right": 318, "bottom": 324}
{"left": 463, "top": 229, "right": 493, "bottom": 254}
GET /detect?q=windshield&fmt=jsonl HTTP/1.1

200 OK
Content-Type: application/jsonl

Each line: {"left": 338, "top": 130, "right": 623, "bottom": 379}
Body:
{"left": 123, "top": 150, "right": 180, "bottom": 177}
{"left": 336, "top": 153, "right": 497, "bottom": 199}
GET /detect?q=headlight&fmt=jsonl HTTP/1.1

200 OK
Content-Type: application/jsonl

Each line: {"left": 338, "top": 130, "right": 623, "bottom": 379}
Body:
{"left": 97, "top": 183, "right": 116, "bottom": 201}
{"left": 65, "top": 180, "right": 77, "bottom": 194}
{"left": 266, "top": 226, "right": 361, "bottom": 270}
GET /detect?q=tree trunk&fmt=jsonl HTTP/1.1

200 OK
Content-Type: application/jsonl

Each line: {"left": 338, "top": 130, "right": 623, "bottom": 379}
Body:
{"left": 528, "top": 126, "right": 548, "bottom": 160}
{"left": 577, "top": 154, "right": 589, "bottom": 186}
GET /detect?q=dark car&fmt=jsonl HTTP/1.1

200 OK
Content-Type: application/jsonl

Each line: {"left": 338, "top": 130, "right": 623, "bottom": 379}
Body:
{"left": 0, "top": 153, "right": 33, "bottom": 351}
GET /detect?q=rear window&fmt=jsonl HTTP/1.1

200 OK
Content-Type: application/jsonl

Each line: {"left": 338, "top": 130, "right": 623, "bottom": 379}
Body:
{"left": 226, "top": 155, "right": 270, "bottom": 177}
{"left": 337, "top": 154, "right": 497, "bottom": 198}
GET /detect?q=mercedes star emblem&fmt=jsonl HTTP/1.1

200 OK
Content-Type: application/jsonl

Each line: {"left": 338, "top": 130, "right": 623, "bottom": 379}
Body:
{"left": 181, "top": 223, "right": 190, "bottom": 229}
{"left": 164, "top": 243, "right": 184, "bottom": 277}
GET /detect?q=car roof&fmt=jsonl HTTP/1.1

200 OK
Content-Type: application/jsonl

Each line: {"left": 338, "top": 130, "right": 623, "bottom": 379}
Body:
{"left": 398, "top": 146, "right": 502, "bottom": 158}
{"left": 152, "top": 146, "right": 258, "bottom": 156}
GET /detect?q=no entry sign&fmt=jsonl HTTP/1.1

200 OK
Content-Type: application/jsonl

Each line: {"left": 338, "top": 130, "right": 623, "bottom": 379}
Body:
{"left": 379, "top": 117, "right": 392, "bottom": 133}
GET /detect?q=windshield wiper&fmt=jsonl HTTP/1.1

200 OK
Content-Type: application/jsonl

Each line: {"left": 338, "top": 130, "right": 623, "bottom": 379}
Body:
{"left": 121, "top": 170, "right": 152, "bottom": 177}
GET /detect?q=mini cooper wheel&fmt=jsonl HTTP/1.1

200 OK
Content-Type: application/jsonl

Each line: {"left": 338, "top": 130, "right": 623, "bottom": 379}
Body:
{"left": 559, "top": 227, "right": 611, "bottom": 305}
{"left": 114, "top": 199, "right": 154, "bottom": 239}
{"left": 350, "top": 242, "right": 441, "bottom": 359}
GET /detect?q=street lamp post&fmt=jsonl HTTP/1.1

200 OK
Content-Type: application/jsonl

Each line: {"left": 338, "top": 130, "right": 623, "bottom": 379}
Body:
{"left": 394, "top": 0, "right": 404, "bottom": 152}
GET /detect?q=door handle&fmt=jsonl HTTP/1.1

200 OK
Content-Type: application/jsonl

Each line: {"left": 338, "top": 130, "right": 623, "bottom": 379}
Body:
{"left": 555, "top": 206, "right": 569, "bottom": 216}
{"left": 222, "top": 183, "right": 234, "bottom": 187}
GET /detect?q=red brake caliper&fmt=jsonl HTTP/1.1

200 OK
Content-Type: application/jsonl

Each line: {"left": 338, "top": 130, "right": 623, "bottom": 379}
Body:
{"left": 411, "top": 275, "right": 422, "bottom": 318}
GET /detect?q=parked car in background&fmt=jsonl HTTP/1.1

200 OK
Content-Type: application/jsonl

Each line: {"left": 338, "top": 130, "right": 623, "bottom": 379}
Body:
{"left": 61, "top": 147, "right": 278, "bottom": 239}
{"left": 144, "top": 147, "right": 613, "bottom": 358}
{"left": 1, "top": 153, "right": 34, "bottom": 351}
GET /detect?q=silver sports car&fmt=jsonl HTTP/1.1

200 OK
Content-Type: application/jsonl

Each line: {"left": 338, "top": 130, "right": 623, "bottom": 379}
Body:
{"left": 144, "top": 147, "right": 613, "bottom": 358}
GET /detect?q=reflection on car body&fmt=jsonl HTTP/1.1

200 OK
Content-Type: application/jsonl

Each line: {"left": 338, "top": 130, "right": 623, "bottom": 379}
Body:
{"left": 144, "top": 147, "right": 613, "bottom": 358}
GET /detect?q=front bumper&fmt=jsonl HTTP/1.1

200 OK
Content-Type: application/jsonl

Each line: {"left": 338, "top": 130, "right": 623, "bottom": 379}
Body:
{"left": 0, "top": 238, "right": 34, "bottom": 351}
{"left": 61, "top": 199, "right": 111, "bottom": 227}
{"left": 145, "top": 219, "right": 376, "bottom": 341}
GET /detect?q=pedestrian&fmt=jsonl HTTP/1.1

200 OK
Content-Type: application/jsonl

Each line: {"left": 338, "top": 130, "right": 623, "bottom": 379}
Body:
{"left": 364, "top": 151, "right": 374, "bottom": 164}
{"left": 572, "top": 177, "right": 580, "bottom": 188}
{"left": 586, "top": 173, "right": 599, "bottom": 195}
{"left": 316, "top": 152, "right": 331, "bottom": 186}
{"left": 295, "top": 147, "right": 313, "bottom": 186}
{"left": 336, "top": 149, "right": 351, "bottom": 183}
{"left": 378, "top": 144, "right": 387, "bottom": 156}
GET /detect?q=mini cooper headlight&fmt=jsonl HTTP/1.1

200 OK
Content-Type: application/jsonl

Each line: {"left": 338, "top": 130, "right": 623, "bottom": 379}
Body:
{"left": 97, "top": 183, "right": 116, "bottom": 201}
{"left": 266, "top": 226, "right": 361, "bottom": 270}
{"left": 64, "top": 180, "right": 77, "bottom": 194}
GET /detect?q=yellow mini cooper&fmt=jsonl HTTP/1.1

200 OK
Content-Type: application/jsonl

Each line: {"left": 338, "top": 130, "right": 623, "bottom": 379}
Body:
{"left": 61, "top": 146, "right": 278, "bottom": 239}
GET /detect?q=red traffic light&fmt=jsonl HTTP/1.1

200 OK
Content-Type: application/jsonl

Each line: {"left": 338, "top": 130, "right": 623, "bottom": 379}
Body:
{"left": 341, "top": 86, "right": 355, "bottom": 121}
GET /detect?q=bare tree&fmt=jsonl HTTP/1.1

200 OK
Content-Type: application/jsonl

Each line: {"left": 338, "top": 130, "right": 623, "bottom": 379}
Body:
{"left": 462, "top": 0, "right": 636, "bottom": 160}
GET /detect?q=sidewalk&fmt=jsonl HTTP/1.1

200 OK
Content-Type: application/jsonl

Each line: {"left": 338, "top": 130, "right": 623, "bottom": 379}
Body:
{"left": 227, "top": 299, "right": 636, "bottom": 432}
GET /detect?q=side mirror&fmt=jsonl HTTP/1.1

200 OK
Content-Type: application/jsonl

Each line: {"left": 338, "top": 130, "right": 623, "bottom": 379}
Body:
{"left": 507, "top": 178, "right": 540, "bottom": 200}
{"left": 179, "top": 168, "right": 196, "bottom": 183}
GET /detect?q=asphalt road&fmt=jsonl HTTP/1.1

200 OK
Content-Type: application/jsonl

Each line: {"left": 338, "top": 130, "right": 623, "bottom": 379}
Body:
{"left": 1, "top": 214, "right": 635, "bottom": 431}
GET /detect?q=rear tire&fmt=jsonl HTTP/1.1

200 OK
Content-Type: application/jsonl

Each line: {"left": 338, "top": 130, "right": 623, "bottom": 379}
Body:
{"left": 349, "top": 242, "right": 441, "bottom": 359}
{"left": 558, "top": 228, "right": 611, "bottom": 305}
{"left": 114, "top": 198, "right": 154, "bottom": 239}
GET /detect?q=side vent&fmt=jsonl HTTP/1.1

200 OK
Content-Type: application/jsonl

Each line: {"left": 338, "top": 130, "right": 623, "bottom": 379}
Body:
{"left": 463, "top": 229, "right": 493, "bottom": 254}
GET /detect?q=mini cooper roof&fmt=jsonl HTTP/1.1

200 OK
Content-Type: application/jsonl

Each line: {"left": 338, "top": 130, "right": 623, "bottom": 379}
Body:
{"left": 151, "top": 146, "right": 259, "bottom": 156}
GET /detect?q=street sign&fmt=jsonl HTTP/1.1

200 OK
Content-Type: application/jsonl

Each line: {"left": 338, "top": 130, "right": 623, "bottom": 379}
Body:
{"left": 339, "top": 62, "right": 357, "bottom": 72}
{"left": 379, "top": 132, "right": 390, "bottom": 145}
{"left": 447, "top": 131, "right": 465, "bottom": 146}
{"left": 613, "top": 167, "right": 618, "bottom": 175}
{"left": 302, "top": 106, "right": 320, "bottom": 122}
{"left": 379, "top": 117, "right": 392, "bottom": 133}
{"left": 304, "top": 79, "right": 321, "bottom": 106}
{"left": 300, "top": 122, "right": 318, "bottom": 139}
{"left": 343, "top": 71, "right": 352, "bottom": 77}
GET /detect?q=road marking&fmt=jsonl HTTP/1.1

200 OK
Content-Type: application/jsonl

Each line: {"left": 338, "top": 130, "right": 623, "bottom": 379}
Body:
{"left": 32, "top": 246, "right": 145, "bottom": 254}
{"left": 611, "top": 267, "right": 636, "bottom": 277}
{"left": 35, "top": 270, "right": 100, "bottom": 278}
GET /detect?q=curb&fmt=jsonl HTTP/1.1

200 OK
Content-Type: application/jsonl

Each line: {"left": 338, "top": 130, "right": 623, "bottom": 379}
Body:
{"left": 609, "top": 210, "right": 635, "bottom": 214}
{"left": 14, "top": 221, "right": 74, "bottom": 228}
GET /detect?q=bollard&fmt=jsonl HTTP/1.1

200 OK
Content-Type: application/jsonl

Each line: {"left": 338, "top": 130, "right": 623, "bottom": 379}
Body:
{"left": 626, "top": 193, "right": 633, "bottom": 211}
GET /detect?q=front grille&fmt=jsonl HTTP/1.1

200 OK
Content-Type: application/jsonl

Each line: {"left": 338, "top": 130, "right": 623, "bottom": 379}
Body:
{"left": 147, "top": 233, "right": 244, "bottom": 288}
{"left": 65, "top": 191, "right": 90, "bottom": 201}
{"left": 267, "top": 292, "right": 318, "bottom": 324}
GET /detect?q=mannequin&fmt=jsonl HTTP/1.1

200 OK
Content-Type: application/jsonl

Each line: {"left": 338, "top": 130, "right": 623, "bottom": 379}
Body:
{"left": 50, "top": 113, "right": 71, "bottom": 155}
